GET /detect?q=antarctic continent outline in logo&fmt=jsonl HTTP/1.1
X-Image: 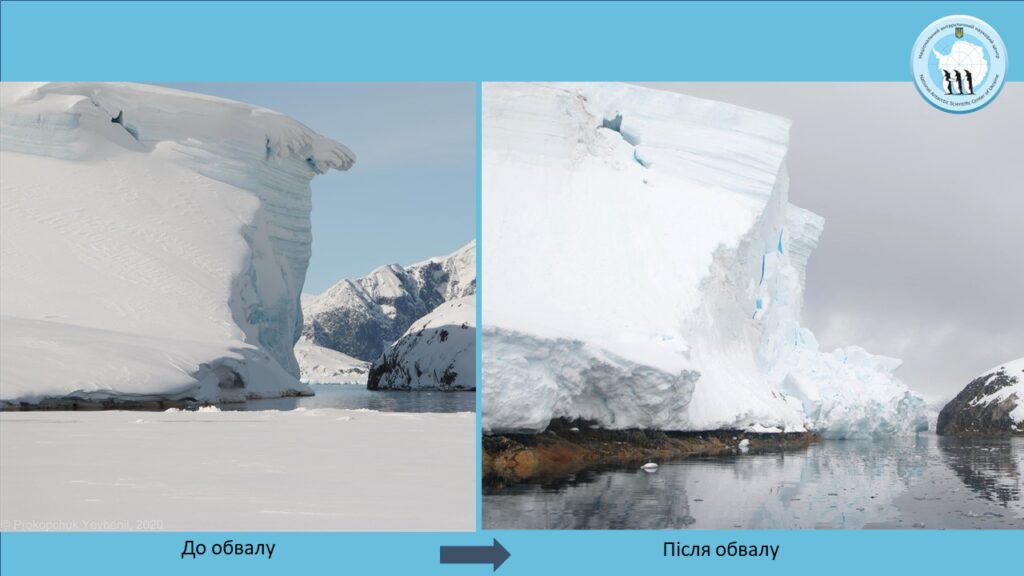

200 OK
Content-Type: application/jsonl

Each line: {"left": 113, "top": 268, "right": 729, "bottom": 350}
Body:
{"left": 912, "top": 15, "right": 1007, "bottom": 113}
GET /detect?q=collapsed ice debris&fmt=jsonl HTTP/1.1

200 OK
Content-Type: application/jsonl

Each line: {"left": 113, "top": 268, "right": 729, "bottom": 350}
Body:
{"left": 481, "top": 82, "right": 927, "bottom": 438}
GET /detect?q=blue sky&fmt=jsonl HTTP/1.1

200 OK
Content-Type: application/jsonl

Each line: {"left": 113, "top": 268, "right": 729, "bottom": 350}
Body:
{"left": 167, "top": 83, "right": 476, "bottom": 294}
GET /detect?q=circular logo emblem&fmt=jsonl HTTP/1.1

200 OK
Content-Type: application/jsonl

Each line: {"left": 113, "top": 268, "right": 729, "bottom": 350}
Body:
{"left": 911, "top": 15, "right": 1007, "bottom": 113}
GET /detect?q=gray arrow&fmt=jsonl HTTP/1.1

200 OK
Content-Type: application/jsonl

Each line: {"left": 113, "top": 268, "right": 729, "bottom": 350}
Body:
{"left": 439, "top": 539, "right": 510, "bottom": 571}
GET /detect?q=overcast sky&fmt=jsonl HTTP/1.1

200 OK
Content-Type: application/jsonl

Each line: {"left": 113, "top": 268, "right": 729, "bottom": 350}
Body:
{"left": 167, "top": 83, "right": 476, "bottom": 294}
{"left": 638, "top": 83, "right": 1023, "bottom": 402}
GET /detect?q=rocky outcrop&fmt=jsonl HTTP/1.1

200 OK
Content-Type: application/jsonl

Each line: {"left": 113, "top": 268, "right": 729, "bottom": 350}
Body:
{"left": 483, "top": 418, "right": 818, "bottom": 486}
{"left": 367, "top": 295, "right": 475, "bottom": 390}
{"left": 937, "top": 359, "right": 1024, "bottom": 436}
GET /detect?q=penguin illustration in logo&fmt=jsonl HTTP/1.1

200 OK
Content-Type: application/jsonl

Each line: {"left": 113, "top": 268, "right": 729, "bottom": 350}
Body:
{"left": 954, "top": 70, "right": 964, "bottom": 94}
{"left": 965, "top": 69, "right": 975, "bottom": 95}
{"left": 942, "top": 70, "right": 953, "bottom": 94}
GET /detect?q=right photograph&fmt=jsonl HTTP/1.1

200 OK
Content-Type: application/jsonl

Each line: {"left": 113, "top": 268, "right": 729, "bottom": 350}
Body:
{"left": 480, "top": 82, "right": 1023, "bottom": 529}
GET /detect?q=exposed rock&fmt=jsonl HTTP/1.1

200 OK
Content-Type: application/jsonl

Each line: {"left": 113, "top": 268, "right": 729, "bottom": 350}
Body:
{"left": 367, "top": 296, "right": 475, "bottom": 390}
{"left": 937, "top": 359, "right": 1024, "bottom": 436}
{"left": 482, "top": 418, "right": 818, "bottom": 486}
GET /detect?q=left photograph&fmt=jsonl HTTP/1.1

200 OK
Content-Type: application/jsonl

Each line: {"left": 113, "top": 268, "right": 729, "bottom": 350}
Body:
{"left": 0, "top": 82, "right": 477, "bottom": 531}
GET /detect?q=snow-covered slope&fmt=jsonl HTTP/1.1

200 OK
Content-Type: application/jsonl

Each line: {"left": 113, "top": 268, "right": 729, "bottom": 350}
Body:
{"left": 0, "top": 82, "right": 353, "bottom": 404}
{"left": 481, "top": 83, "right": 927, "bottom": 438}
{"left": 294, "top": 337, "right": 370, "bottom": 385}
{"left": 302, "top": 241, "right": 475, "bottom": 362}
{"left": 368, "top": 295, "right": 476, "bottom": 390}
{"left": 937, "top": 359, "right": 1024, "bottom": 435}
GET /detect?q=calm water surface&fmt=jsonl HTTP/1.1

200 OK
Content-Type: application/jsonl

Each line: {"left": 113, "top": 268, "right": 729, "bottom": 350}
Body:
{"left": 483, "top": 434, "right": 1024, "bottom": 529}
{"left": 225, "top": 384, "right": 475, "bottom": 413}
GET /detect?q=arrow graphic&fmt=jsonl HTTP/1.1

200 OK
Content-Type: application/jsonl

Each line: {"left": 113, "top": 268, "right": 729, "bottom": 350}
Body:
{"left": 439, "top": 539, "right": 511, "bottom": 571}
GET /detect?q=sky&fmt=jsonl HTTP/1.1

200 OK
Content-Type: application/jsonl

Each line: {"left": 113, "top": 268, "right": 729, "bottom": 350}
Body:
{"left": 167, "top": 83, "right": 476, "bottom": 294}
{"left": 639, "top": 82, "right": 1023, "bottom": 402}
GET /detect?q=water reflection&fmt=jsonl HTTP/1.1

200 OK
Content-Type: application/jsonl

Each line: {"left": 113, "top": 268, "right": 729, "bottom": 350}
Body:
{"left": 939, "top": 436, "right": 1021, "bottom": 506}
{"left": 483, "top": 434, "right": 1024, "bottom": 529}
{"left": 223, "top": 384, "right": 475, "bottom": 413}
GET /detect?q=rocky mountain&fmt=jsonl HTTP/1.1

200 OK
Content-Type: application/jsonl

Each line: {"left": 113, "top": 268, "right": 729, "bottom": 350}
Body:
{"left": 937, "top": 359, "right": 1024, "bottom": 436}
{"left": 368, "top": 295, "right": 475, "bottom": 390}
{"left": 301, "top": 241, "right": 475, "bottom": 363}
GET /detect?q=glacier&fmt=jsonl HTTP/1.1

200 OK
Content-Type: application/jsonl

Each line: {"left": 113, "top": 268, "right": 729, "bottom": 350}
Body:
{"left": 294, "top": 337, "right": 371, "bottom": 385}
{"left": 0, "top": 82, "right": 354, "bottom": 405}
{"left": 481, "top": 82, "right": 928, "bottom": 438}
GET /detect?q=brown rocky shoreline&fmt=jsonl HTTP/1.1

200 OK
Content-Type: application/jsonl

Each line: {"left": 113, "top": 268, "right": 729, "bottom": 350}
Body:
{"left": 483, "top": 418, "right": 818, "bottom": 487}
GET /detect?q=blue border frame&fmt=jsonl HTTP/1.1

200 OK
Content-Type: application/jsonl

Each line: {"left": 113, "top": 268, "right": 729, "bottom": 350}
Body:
{"left": 475, "top": 81, "right": 484, "bottom": 532}
{"left": 2, "top": 1, "right": 1023, "bottom": 574}
{"left": 1, "top": 1, "right": 1022, "bottom": 81}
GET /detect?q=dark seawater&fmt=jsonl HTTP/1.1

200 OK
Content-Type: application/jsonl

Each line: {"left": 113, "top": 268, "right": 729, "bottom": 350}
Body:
{"left": 225, "top": 384, "right": 475, "bottom": 413}
{"left": 483, "top": 433, "right": 1024, "bottom": 529}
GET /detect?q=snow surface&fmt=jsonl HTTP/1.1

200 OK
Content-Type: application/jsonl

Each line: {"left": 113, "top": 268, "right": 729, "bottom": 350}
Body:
{"left": 369, "top": 295, "right": 476, "bottom": 390}
{"left": 294, "top": 337, "right": 370, "bottom": 385}
{"left": 0, "top": 409, "right": 474, "bottom": 531}
{"left": 972, "top": 358, "right": 1024, "bottom": 425}
{"left": 0, "top": 82, "right": 353, "bottom": 403}
{"left": 481, "top": 83, "right": 927, "bottom": 438}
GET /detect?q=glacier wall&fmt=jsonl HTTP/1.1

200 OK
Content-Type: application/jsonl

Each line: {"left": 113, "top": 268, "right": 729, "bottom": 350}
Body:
{"left": 481, "top": 83, "right": 927, "bottom": 438}
{"left": 0, "top": 82, "right": 353, "bottom": 403}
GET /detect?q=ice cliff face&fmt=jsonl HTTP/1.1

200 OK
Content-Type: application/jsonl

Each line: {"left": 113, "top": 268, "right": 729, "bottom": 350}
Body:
{"left": 368, "top": 295, "right": 476, "bottom": 391}
{"left": 302, "top": 241, "right": 475, "bottom": 362}
{"left": 937, "top": 359, "right": 1024, "bottom": 436}
{"left": 482, "top": 82, "right": 927, "bottom": 438}
{"left": 0, "top": 82, "right": 353, "bottom": 404}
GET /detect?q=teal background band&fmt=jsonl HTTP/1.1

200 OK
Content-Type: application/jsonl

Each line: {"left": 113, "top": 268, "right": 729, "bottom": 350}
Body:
{"left": 3, "top": 531, "right": 1024, "bottom": 575}
{"left": 1, "top": 1, "right": 1021, "bottom": 81}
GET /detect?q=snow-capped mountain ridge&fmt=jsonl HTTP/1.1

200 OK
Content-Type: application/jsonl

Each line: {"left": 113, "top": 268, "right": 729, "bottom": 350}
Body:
{"left": 1, "top": 82, "right": 351, "bottom": 404}
{"left": 302, "top": 241, "right": 475, "bottom": 362}
{"left": 937, "top": 358, "right": 1024, "bottom": 435}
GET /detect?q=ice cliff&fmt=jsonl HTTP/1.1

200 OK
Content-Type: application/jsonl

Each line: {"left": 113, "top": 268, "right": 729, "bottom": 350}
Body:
{"left": 0, "top": 82, "right": 354, "bottom": 404}
{"left": 481, "top": 83, "right": 927, "bottom": 438}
